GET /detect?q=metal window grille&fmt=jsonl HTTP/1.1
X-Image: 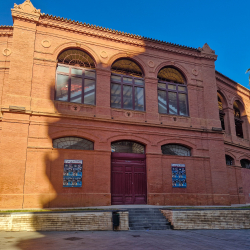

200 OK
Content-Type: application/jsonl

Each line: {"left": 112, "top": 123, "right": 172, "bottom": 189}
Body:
{"left": 161, "top": 144, "right": 191, "bottom": 156}
{"left": 53, "top": 137, "right": 94, "bottom": 150}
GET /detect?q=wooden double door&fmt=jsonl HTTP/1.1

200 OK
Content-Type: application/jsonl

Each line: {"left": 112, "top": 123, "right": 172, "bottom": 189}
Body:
{"left": 111, "top": 152, "right": 147, "bottom": 205}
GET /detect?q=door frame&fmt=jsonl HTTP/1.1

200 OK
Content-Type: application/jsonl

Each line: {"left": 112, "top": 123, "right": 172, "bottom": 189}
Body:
{"left": 111, "top": 152, "right": 147, "bottom": 205}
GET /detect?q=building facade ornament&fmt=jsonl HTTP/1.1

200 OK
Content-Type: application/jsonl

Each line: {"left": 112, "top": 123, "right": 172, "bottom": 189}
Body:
{"left": 41, "top": 39, "right": 51, "bottom": 48}
{"left": 3, "top": 48, "right": 11, "bottom": 56}
{"left": 12, "top": 0, "right": 41, "bottom": 22}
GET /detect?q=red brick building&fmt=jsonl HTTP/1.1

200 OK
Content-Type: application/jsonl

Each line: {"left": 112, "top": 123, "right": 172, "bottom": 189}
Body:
{"left": 0, "top": 0, "right": 250, "bottom": 209}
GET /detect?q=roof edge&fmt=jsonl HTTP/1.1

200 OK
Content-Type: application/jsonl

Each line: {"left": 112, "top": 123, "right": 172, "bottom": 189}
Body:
{"left": 216, "top": 70, "right": 250, "bottom": 92}
{"left": 40, "top": 13, "right": 199, "bottom": 52}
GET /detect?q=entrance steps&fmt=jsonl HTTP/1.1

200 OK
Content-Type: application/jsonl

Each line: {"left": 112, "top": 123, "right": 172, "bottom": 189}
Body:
{"left": 128, "top": 208, "right": 171, "bottom": 230}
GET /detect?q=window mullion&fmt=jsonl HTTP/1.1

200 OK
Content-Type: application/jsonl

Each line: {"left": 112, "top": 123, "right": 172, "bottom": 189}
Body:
{"left": 132, "top": 78, "right": 135, "bottom": 110}
{"left": 82, "top": 69, "right": 85, "bottom": 104}
{"left": 68, "top": 67, "right": 71, "bottom": 102}
{"left": 166, "top": 83, "right": 169, "bottom": 114}
{"left": 121, "top": 77, "right": 124, "bottom": 109}
{"left": 176, "top": 88, "right": 180, "bottom": 115}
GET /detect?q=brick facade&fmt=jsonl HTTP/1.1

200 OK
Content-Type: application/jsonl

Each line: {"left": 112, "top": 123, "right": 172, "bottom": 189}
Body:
{"left": 0, "top": 0, "right": 249, "bottom": 209}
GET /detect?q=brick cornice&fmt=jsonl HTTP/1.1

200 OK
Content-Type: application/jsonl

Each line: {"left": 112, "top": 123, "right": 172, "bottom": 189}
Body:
{"left": 0, "top": 26, "right": 13, "bottom": 37}
{"left": 38, "top": 15, "right": 217, "bottom": 61}
{"left": 11, "top": 0, "right": 41, "bottom": 23}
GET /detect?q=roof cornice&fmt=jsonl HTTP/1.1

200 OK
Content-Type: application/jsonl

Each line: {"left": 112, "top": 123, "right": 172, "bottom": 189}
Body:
{"left": 216, "top": 70, "right": 250, "bottom": 96}
{"left": 39, "top": 14, "right": 217, "bottom": 61}
{"left": 0, "top": 26, "right": 13, "bottom": 36}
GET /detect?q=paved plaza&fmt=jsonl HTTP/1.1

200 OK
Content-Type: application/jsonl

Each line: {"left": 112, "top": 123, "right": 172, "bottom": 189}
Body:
{"left": 0, "top": 229, "right": 250, "bottom": 250}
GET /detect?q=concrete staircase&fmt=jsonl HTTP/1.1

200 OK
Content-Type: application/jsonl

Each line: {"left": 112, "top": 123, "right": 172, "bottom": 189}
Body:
{"left": 128, "top": 208, "right": 171, "bottom": 230}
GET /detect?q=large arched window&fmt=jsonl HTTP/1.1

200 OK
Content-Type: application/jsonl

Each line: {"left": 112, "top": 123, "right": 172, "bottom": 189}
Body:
{"left": 161, "top": 144, "right": 191, "bottom": 156}
{"left": 53, "top": 137, "right": 94, "bottom": 150}
{"left": 157, "top": 67, "right": 188, "bottom": 116}
{"left": 110, "top": 59, "right": 145, "bottom": 111}
{"left": 111, "top": 141, "right": 145, "bottom": 154}
{"left": 240, "top": 159, "right": 250, "bottom": 169}
{"left": 217, "top": 93, "right": 225, "bottom": 130}
{"left": 225, "top": 155, "right": 234, "bottom": 166}
{"left": 233, "top": 101, "right": 244, "bottom": 138}
{"left": 55, "top": 49, "right": 96, "bottom": 105}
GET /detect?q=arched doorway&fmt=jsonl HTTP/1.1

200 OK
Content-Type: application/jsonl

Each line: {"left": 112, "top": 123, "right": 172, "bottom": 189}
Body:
{"left": 111, "top": 141, "right": 147, "bottom": 205}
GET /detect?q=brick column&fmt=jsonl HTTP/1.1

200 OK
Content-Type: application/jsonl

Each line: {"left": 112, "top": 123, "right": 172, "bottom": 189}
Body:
{"left": 144, "top": 77, "right": 159, "bottom": 122}
{"left": 95, "top": 68, "right": 111, "bottom": 118}
{"left": 3, "top": 1, "right": 40, "bottom": 110}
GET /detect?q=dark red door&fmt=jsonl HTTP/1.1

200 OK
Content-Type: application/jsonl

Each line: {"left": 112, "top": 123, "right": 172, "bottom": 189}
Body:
{"left": 111, "top": 152, "right": 147, "bottom": 205}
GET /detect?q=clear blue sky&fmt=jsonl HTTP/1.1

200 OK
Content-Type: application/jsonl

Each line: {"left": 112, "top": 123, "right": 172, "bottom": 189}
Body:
{"left": 1, "top": 0, "right": 249, "bottom": 88}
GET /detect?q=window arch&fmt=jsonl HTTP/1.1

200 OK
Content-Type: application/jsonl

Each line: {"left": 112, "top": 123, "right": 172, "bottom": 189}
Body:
{"left": 240, "top": 159, "right": 250, "bottom": 169}
{"left": 225, "top": 155, "right": 234, "bottom": 166}
{"left": 233, "top": 101, "right": 243, "bottom": 138}
{"left": 217, "top": 92, "right": 225, "bottom": 130}
{"left": 53, "top": 137, "right": 94, "bottom": 150}
{"left": 161, "top": 144, "right": 191, "bottom": 156}
{"left": 157, "top": 67, "right": 188, "bottom": 116}
{"left": 111, "top": 140, "right": 145, "bottom": 154}
{"left": 110, "top": 59, "right": 145, "bottom": 111}
{"left": 55, "top": 49, "right": 96, "bottom": 105}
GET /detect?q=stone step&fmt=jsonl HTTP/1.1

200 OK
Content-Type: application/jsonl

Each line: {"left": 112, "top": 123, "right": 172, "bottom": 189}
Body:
{"left": 129, "top": 223, "right": 170, "bottom": 228}
{"left": 130, "top": 225, "right": 171, "bottom": 230}
{"left": 129, "top": 214, "right": 163, "bottom": 217}
{"left": 129, "top": 219, "right": 169, "bottom": 223}
{"left": 128, "top": 208, "right": 170, "bottom": 231}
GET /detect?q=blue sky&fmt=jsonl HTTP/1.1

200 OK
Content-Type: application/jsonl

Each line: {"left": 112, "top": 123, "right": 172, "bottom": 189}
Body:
{"left": 1, "top": 0, "right": 249, "bottom": 88}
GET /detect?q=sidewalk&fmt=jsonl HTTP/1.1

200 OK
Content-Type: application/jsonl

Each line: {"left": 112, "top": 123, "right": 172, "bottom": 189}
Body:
{"left": 1, "top": 230, "right": 250, "bottom": 250}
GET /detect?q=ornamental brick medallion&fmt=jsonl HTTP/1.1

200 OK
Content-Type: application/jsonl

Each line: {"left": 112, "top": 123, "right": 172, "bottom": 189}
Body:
{"left": 3, "top": 48, "right": 11, "bottom": 56}
{"left": 70, "top": 104, "right": 80, "bottom": 112}
{"left": 148, "top": 60, "right": 155, "bottom": 68}
{"left": 192, "top": 69, "right": 198, "bottom": 76}
{"left": 100, "top": 51, "right": 108, "bottom": 59}
{"left": 41, "top": 39, "right": 51, "bottom": 48}
{"left": 125, "top": 111, "right": 133, "bottom": 117}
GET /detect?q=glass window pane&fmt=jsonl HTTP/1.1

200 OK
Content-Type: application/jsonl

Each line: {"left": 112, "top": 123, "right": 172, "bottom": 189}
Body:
{"left": 161, "top": 144, "right": 191, "bottom": 156}
{"left": 85, "top": 70, "right": 96, "bottom": 78}
{"left": 158, "top": 90, "right": 167, "bottom": 113}
{"left": 135, "top": 87, "right": 144, "bottom": 111}
{"left": 111, "top": 75, "right": 121, "bottom": 82}
{"left": 179, "top": 93, "right": 188, "bottom": 116}
{"left": 168, "top": 92, "right": 177, "bottom": 114}
{"left": 71, "top": 68, "right": 82, "bottom": 75}
{"left": 57, "top": 65, "right": 69, "bottom": 73}
{"left": 56, "top": 74, "right": 69, "bottom": 101}
{"left": 84, "top": 79, "right": 95, "bottom": 105}
{"left": 178, "top": 86, "right": 186, "bottom": 92}
{"left": 123, "top": 77, "right": 133, "bottom": 84}
{"left": 168, "top": 84, "right": 176, "bottom": 90}
{"left": 111, "top": 84, "right": 121, "bottom": 108}
{"left": 70, "top": 77, "right": 82, "bottom": 103}
{"left": 134, "top": 79, "right": 144, "bottom": 85}
{"left": 123, "top": 85, "right": 133, "bottom": 109}
{"left": 158, "top": 83, "right": 166, "bottom": 89}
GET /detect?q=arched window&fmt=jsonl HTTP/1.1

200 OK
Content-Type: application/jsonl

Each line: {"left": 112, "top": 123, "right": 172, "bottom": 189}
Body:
{"left": 240, "top": 159, "right": 250, "bottom": 169}
{"left": 111, "top": 141, "right": 145, "bottom": 154}
{"left": 53, "top": 137, "right": 94, "bottom": 150}
{"left": 110, "top": 59, "right": 145, "bottom": 111}
{"left": 55, "top": 49, "right": 96, "bottom": 105}
{"left": 161, "top": 144, "right": 191, "bottom": 156}
{"left": 217, "top": 93, "right": 225, "bottom": 130}
{"left": 225, "top": 155, "right": 234, "bottom": 166}
{"left": 157, "top": 67, "right": 188, "bottom": 116}
{"left": 233, "top": 101, "right": 243, "bottom": 138}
